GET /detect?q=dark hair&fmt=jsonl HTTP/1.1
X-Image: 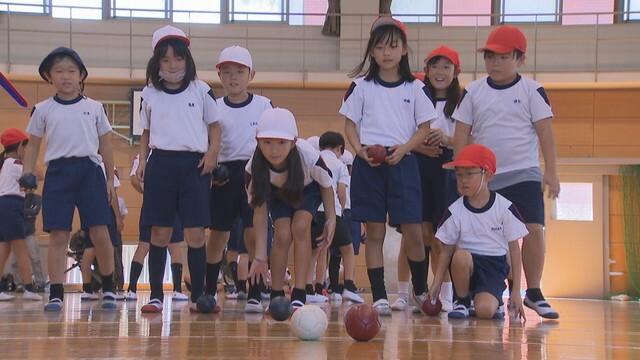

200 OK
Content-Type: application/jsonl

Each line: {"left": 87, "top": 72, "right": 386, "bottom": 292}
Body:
{"left": 250, "top": 143, "right": 305, "bottom": 208}
{"left": 0, "top": 140, "right": 27, "bottom": 172}
{"left": 425, "top": 56, "right": 462, "bottom": 119}
{"left": 146, "top": 38, "right": 197, "bottom": 89}
{"left": 348, "top": 25, "right": 415, "bottom": 82}
{"left": 482, "top": 49, "right": 525, "bottom": 61}
{"left": 42, "top": 54, "right": 86, "bottom": 93}
{"left": 319, "top": 131, "right": 345, "bottom": 153}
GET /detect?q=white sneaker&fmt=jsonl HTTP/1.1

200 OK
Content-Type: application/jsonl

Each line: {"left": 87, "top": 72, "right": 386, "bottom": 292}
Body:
{"left": 244, "top": 298, "right": 263, "bottom": 313}
{"left": 306, "top": 293, "right": 328, "bottom": 303}
{"left": 390, "top": 297, "right": 408, "bottom": 311}
{"left": 373, "top": 298, "right": 392, "bottom": 316}
{"left": 101, "top": 292, "right": 117, "bottom": 309}
{"left": 330, "top": 292, "right": 343, "bottom": 302}
{"left": 125, "top": 291, "right": 138, "bottom": 301}
{"left": 172, "top": 292, "right": 189, "bottom": 301}
{"left": 81, "top": 292, "right": 99, "bottom": 301}
{"left": 341, "top": 289, "right": 364, "bottom": 303}
{"left": 113, "top": 293, "right": 126, "bottom": 301}
{"left": 225, "top": 291, "right": 248, "bottom": 300}
{"left": 0, "top": 292, "right": 15, "bottom": 301}
{"left": 23, "top": 290, "right": 43, "bottom": 301}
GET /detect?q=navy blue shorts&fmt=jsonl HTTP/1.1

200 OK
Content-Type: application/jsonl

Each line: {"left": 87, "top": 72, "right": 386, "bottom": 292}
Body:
{"left": 0, "top": 196, "right": 26, "bottom": 242}
{"left": 311, "top": 212, "right": 352, "bottom": 250}
{"left": 210, "top": 160, "right": 253, "bottom": 231}
{"left": 268, "top": 182, "right": 322, "bottom": 221}
{"left": 416, "top": 149, "right": 458, "bottom": 225}
{"left": 141, "top": 150, "right": 211, "bottom": 229}
{"left": 83, "top": 209, "right": 121, "bottom": 248}
{"left": 42, "top": 157, "right": 112, "bottom": 232}
{"left": 227, "top": 215, "right": 248, "bottom": 254}
{"left": 494, "top": 181, "right": 544, "bottom": 225}
{"left": 341, "top": 209, "right": 362, "bottom": 256}
{"left": 139, "top": 211, "right": 183, "bottom": 244}
{"left": 468, "top": 253, "right": 510, "bottom": 302}
{"left": 350, "top": 152, "right": 422, "bottom": 224}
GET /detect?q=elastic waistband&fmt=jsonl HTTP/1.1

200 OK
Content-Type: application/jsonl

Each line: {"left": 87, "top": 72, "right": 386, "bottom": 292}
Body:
{"left": 151, "top": 149, "right": 203, "bottom": 158}
{"left": 49, "top": 156, "right": 93, "bottom": 165}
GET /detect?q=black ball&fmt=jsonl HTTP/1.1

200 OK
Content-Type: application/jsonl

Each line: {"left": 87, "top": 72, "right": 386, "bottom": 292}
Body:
{"left": 269, "top": 296, "right": 292, "bottom": 321}
{"left": 196, "top": 294, "right": 217, "bottom": 314}
{"left": 212, "top": 164, "right": 230, "bottom": 182}
{"left": 18, "top": 173, "right": 38, "bottom": 190}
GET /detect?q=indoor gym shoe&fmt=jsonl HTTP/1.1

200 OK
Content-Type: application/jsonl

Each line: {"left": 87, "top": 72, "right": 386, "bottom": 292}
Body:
{"left": 524, "top": 297, "right": 559, "bottom": 319}
{"left": 0, "top": 292, "right": 15, "bottom": 301}
{"left": 23, "top": 290, "right": 43, "bottom": 301}
{"left": 342, "top": 289, "right": 364, "bottom": 303}
{"left": 101, "top": 292, "right": 117, "bottom": 309}
{"left": 225, "top": 291, "right": 248, "bottom": 300}
{"left": 80, "top": 292, "right": 99, "bottom": 301}
{"left": 492, "top": 304, "right": 505, "bottom": 320}
{"left": 125, "top": 291, "right": 138, "bottom": 301}
{"left": 448, "top": 303, "right": 470, "bottom": 319}
{"left": 141, "top": 299, "right": 163, "bottom": 313}
{"left": 330, "top": 292, "right": 343, "bottom": 302}
{"left": 172, "top": 292, "right": 189, "bottom": 301}
{"left": 244, "top": 298, "right": 263, "bottom": 314}
{"left": 390, "top": 297, "right": 408, "bottom": 311}
{"left": 373, "top": 298, "right": 392, "bottom": 317}
{"left": 306, "top": 293, "right": 328, "bottom": 303}
{"left": 44, "top": 298, "right": 63, "bottom": 311}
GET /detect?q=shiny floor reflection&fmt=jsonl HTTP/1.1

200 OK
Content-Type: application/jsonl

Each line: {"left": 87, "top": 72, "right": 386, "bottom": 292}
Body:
{"left": 0, "top": 293, "right": 637, "bottom": 359}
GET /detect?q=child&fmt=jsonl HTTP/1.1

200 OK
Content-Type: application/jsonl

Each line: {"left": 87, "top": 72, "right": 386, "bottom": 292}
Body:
{"left": 135, "top": 25, "right": 220, "bottom": 313}
{"left": 246, "top": 107, "right": 336, "bottom": 312}
{"left": 452, "top": 25, "right": 560, "bottom": 319}
{"left": 206, "top": 45, "right": 273, "bottom": 314}
{"left": 23, "top": 47, "right": 118, "bottom": 311}
{"left": 126, "top": 154, "right": 188, "bottom": 302}
{"left": 340, "top": 16, "right": 438, "bottom": 315}
{"left": 0, "top": 128, "right": 43, "bottom": 301}
{"left": 309, "top": 131, "right": 363, "bottom": 304}
{"left": 428, "top": 144, "right": 527, "bottom": 321}
{"left": 392, "top": 45, "right": 461, "bottom": 313}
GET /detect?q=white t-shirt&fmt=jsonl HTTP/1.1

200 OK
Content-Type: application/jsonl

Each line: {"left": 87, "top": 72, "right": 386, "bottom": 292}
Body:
{"left": 452, "top": 75, "right": 554, "bottom": 175}
{"left": 317, "top": 150, "right": 349, "bottom": 216}
{"left": 139, "top": 80, "right": 219, "bottom": 153}
{"left": 216, "top": 93, "right": 272, "bottom": 163}
{"left": 430, "top": 99, "right": 456, "bottom": 148}
{"left": 339, "top": 76, "right": 437, "bottom": 146}
{"left": 27, "top": 95, "right": 112, "bottom": 165}
{"left": 436, "top": 192, "right": 529, "bottom": 257}
{"left": 0, "top": 158, "right": 24, "bottom": 197}
{"left": 245, "top": 139, "right": 333, "bottom": 204}
{"left": 118, "top": 197, "right": 128, "bottom": 216}
{"left": 344, "top": 174, "right": 352, "bottom": 211}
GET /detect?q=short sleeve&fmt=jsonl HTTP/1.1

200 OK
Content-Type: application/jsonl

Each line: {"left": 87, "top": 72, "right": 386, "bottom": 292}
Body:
{"left": 338, "top": 81, "right": 362, "bottom": 125}
{"left": 138, "top": 87, "right": 151, "bottom": 130}
{"left": 26, "top": 105, "right": 46, "bottom": 137}
{"left": 451, "top": 88, "right": 473, "bottom": 126}
{"left": 530, "top": 86, "right": 554, "bottom": 123}
{"left": 96, "top": 105, "right": 112, "bottom": 136}
{"left": 503, "top": 204, "right": 529, "bottom": 242}
{"left": 202, "top": 82, "right": 220, "bottom": 125}
{"left": 434, "top": 208, "right": 459, "bottom": 246}
{"left": 310, "top": 155, "right": 333, "bottom": 189}
{"left": 413, "top": 80, "right": 438, "bottom": 126}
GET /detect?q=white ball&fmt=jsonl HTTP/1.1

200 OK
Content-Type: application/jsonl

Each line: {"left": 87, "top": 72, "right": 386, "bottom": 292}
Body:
{"left": 290, "top": 305, "right": 328, "bottom": 341}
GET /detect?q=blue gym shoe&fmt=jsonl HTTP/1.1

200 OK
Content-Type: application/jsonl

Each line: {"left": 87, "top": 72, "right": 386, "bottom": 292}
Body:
{"left": 448, "top": 302, "right": 470, "bottom": 319}
{"left": 101, "top": 292, "right": 117, "bottom": 309}
{"left": 44, "top": 298, "right": 63, "bottom": 312}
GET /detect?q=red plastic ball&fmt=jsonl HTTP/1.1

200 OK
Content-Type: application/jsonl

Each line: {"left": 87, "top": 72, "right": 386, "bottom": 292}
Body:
{"left": 421, "top": 297, "right": 442, "bottom": 316}
{"left": 344, "top": 304, "right": 381, "bottom": 342}
{"left": 366, "top": 144, "right": 387, "bottom": 164}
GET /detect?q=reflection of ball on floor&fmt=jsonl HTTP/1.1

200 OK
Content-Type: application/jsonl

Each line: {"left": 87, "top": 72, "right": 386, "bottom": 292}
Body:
{"left": 290, "top": 305, "right": 328, "bottom": 341}
{"left": 344, "top": 304, "right": 381, "bottom": 341}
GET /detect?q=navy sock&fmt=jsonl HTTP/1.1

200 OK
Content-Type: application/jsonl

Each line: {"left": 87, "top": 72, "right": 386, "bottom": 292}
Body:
{"left": 171, "top": 263, "right": 183, "bottom": 293}
{"left": 328, "top": 254, "right": 341, "bottom": 293}
{"left": 291, "top": 288, "right": 306, "bottom": 304}
{"left": 128, "top": 261, "right": 143, "bottom": 292}
{"left": 50, "top": 284, "right": 64, "bottom": 302}
{"left": 101, "top": 272, "right": 115, "bottom": 294}
{"left": 205, "top": 261, "right": 222, "bottom": 295}
{"left": 188, "top": 246, "right": 206, "bottom": 303}
{"left": 270, "top": 289, "right": 285, "bottom": 300}
{"left": 83, "top": 283, "right": 92, "bottom": 294}
{"left": 367, "top": 267, "right": 387, "bottom": 302}
{"left": 305, "top": 284, "right": 314, "bottom": 294}
{"left": 148, "top": 244, "right": 167, "bottom": 302}
{"left": 408, "top": 257, "right": 428, "bottom": 295}
{"left": 526, "top": 288, "right": 544, "bottom": 302}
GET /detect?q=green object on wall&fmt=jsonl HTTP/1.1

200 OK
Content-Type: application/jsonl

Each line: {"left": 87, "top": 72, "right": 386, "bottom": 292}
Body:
{"left": 621, "top": 165, "right": 640, "bottom": 297}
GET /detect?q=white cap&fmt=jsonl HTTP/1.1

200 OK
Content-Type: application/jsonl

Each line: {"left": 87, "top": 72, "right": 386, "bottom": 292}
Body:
{"left": 340, "top": 150, "right": 354, "bottom": 166}
{"left": 256, "top": 108, "right": 298, "bottom": 141}
{"left": 152, "top": 25, "right": 190, "bottom": 50}
{"left": 306, "top": 136, "right": 320, "bottom": 151}
{"left": 217, "top": 45, "right": 253, "bottom": 70}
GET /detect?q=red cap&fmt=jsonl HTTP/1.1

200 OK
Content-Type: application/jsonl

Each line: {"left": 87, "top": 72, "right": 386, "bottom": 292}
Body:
{"left": 477, "top": 25, "right": 527, "bottom": 54}
{"left": 443, "top": 144, "right": 496, "bottom": 174}
{"left": 424, "top": 45, "right": 461, "bottom": 70}
{"left": 370, "top": 16, "right": 407, "bottom": 37}
{"left": 1, "top": 128, "right": 28, "bottom": 148}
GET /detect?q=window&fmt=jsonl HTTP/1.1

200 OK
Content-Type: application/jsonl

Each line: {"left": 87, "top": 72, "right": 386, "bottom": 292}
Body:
{"left": 0, "top": 0, "right": 47, "bottom": 14}
{"left": 552, "top": 183, "right": 593, "bottom": 221}
{"left": 501, "top": 0, "right": 559, "bottom": 23}
{"left": 111, "top": 0, "right": 166, "bottom": 19}
{"left": 442, "top": 0, "right": 491, "bottom": 26}
{"left": 173, "top": 0, "right": 221, "bottom": 24}
{"left": 52, "top": 0, "right": 102, "bottom": 20}
{"left": 624, "top": 0, "right": 640, "bottom": 21}
{"left": 229, "top": 0, "right": 285, "bottom": 22}
{"left": 289, "top": 0, "right": 326, "bottom": 26}
{"left": 391, "top": 0, "right": 438, "bottom": 23}
{"left": 562, "top": 0, "right": 613, "bottom": 25}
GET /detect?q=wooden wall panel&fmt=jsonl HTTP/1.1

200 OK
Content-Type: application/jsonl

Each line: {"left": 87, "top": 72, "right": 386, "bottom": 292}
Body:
{"left": 556, "top": 145, "right": 593, "bottom": 158}
{"left": 593, "top": 90, "right": 640, "bottom": 117}
{"left": 554, "top": 116, "right": 594, "bottom": 146}
{"left": 547, "top": 90, "right": 594, "bottom": 117}
{"left": 594, "top": 117, "right": 640, "bottom": 146}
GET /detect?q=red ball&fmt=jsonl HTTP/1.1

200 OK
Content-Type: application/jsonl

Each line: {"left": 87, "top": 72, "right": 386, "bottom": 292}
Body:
{"left": 366, "top": 144, "right": 387, "bottom": 164}
{"left": 344, "top": 304, "right": 381, "bottom": 342}
{"left": 421, "top": 297, "right": 442, "bottom": 316}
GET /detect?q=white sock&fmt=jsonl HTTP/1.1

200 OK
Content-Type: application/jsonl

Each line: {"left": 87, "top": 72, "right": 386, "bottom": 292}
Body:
{"left": 440, "top": 281, "right": 453, "bottom": 300}
{"left": 397, "top": 281, "right": 410, "bottom": 299}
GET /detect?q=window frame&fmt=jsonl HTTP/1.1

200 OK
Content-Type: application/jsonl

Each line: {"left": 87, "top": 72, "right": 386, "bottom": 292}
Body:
{"left": 0, "top": 0, "right": 50, "bottom": 15}
{"left": 499, "top": 0, "right": 561, "bottom": 24}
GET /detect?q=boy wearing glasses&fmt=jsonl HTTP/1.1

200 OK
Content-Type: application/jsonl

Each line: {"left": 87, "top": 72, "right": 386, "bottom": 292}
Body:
{"left": 452, "top": 25, "right": 559, "bottom": 319}
{"left": 427, "top": 144, "right": 528, "bottom": 321}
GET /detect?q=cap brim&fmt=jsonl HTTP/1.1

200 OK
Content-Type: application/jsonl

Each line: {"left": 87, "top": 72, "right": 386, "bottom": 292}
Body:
{"left": 256, "top": 131, "right": 296, "bottom": 141}
{"left": 442, "top": 159, "right": 482, "bottom": 170}
{"left": 155, "top": 35, "right": 190, "bottom": 49}
{"left": 216, "top": 60, "right": 251, "bottom": 69}
{"left": 477, "top": 44, "right": 514, "bottom": 54}
{"left": 424, "top": 54, "right": 458, "bottom": 67}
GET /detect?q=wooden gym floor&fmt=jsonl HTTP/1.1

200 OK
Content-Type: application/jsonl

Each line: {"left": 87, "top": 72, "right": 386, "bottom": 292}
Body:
{"left": 0, "top": 292, "right": 638, "bottom": 359}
